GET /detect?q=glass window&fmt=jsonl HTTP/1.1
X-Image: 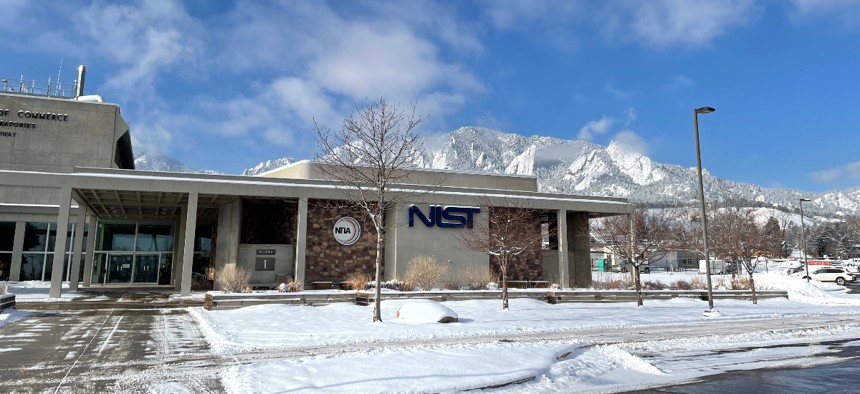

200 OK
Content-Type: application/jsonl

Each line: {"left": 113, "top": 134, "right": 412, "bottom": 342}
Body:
{"left": 0, "top": 222, "right": 15, "bottom": 251}
{"left": 25, "top": 222, "right": 51, "bottom": 252}
{"left": 100, "top": 223, "right": 137, "bottom": 251}
{"left": 137, "top": 224, "right": 173, "bottom": 252}
{"left": 0, "top": 253, "right": 10, "bottom": 281}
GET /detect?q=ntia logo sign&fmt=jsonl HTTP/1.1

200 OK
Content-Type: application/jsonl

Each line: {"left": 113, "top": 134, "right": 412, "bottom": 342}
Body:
{"left": 408, "top": 205, "right": 481, "bottom": 228}
{"left": 333, "top": 217, "right": 361, "bottom": 245}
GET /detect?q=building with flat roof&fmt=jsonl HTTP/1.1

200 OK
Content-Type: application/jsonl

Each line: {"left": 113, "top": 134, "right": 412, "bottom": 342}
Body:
{"left": 0, "top": 71, "right": 631, "bottom": 298}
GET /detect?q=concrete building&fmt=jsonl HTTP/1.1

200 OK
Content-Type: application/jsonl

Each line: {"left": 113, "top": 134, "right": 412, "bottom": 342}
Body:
{"left": 0, "top": 73, "right": 631, "bottom": 298}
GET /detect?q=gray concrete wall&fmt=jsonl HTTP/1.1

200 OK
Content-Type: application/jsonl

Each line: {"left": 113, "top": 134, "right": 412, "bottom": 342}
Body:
{"left": 0, "top": 93, "right": 124, "bottom": 173}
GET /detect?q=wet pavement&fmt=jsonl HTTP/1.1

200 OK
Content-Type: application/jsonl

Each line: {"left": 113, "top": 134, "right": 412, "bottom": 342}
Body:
{"left": 0, "top": 308, "right": 223, "bottom": 393}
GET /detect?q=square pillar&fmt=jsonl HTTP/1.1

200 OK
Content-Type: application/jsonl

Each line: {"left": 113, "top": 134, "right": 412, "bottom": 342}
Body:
{"left": 82, "top": 214, "right": 97, "bottom": 287}
{"left": 174, "top": 204, "right": 188, "bottom": 291}
{"left": 294, "top": 197, "right": 308, "bottom": 288}
{"left": 557, "top": 209, "right": 569, "bottom": 289}
{"left": 69, "top": 206, "right": 87, "bottom": 290}
{"left": 570, "top": 212, "right": 592, "bottom": 288}
{"left": 10, "top": 221, "right": 25, "bottom": 281}
{"left": 180, "top": 192, "right": 198, "bottom": 296}
{"left": 49, "top": 186, "right": 73, "bottom": 298}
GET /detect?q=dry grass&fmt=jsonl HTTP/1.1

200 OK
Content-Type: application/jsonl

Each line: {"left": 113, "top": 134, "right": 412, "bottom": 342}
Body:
{"left": 345, "top": 271, "right": 372, "bottom": 291}
{"left": 671, "top": 280, "right": 693, "bottom": 290}
{"left": 641, "top": 280, "right": 664, "bottom": 290}
{"left": 276, "top": 276, "right": 302, "bottom": 292}
{"left": 688, "top": 276, "right": 708, "bottom": 290}
{"left": 404, "top": 256, "right": 448, "bottom": 291}
{"left": 217, "top": 265, "right": 251, "bottom": 293}
{"left": 462, "top": 265, "right": 497, "bottom": 290}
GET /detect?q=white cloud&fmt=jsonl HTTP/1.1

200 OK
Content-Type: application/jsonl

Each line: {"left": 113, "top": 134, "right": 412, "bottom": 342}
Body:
{"left": 75, "top": 0, "right": 202, "bottom": 95}
{"left": 624, "top": 107, "right": 638, "bottom": 124}
{"left": 809, "top": 161, "right": 860, "bottom": 184}
{"left": 664, "top": 74, "right": 693, "bottom": 89}
{"left": 791, "top": 0, "right": 860, "bottom": 26}
{"left": 603, "top": 0, "right": 759, "bottom": 48}
{"left": 612, "top": 130, "right": 650, "bottom": 155}
{"left": 578, "top": 115, "right": 614, "bottom": 141}
{"left": 605, "top": 83, "right": 634, "bottom": 100}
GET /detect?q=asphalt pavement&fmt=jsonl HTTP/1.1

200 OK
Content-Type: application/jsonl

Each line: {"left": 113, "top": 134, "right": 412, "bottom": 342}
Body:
{"left": 0, "top": 308, "right": 222, "bottom": 393}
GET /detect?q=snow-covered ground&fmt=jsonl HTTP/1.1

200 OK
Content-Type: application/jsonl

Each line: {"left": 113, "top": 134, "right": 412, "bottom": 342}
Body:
{"left": 3, "top": 269, "right": 859, "bottom": 393}
{"left": 188, "top": 271, "right": 860, "bottom": 393}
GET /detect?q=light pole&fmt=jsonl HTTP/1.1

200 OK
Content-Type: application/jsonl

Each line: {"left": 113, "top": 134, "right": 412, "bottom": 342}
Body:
{"left": 694, "top": 106, "right": 716, "bottom": 312}
{"left": 799, "top": 198, "right": 811, "bottom": 282}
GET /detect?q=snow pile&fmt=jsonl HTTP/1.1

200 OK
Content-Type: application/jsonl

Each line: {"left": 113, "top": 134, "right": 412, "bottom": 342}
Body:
{"left": 395, "top": 300, "right": 458, "bottom": 323}
{"left": 754, "top": 273, "right": 860, "bottom": 305}
{"left": 0, "top": 309, "right": 28, "bottom": 329}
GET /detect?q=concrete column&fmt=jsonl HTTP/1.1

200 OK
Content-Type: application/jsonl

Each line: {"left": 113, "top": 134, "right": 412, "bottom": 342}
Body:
{"left": 570, "top": 212, "right": 592, "bottom": 288}
{"left": 49, "top": 186, "right": 73, "bottom": 298}
{"left": 180, "top": 192, "right": 198, "bottom": 296}
{"left": 556, "top": 209, "right": 569, "bottom": 289}
{"left": 10, "top": 221, "right": 25, "bottom": 281}
{"left": 174, "top": 204, "right": 188, "bottom": 292}
{"left": 82, "top": 214, "right": 97, "bottom": 287}
{"left": 69, "top": 206, "right": 87, "bottom": 290}
{"left": 214, "top": 200, "right": 241, "bottom": 291}
{"left": 294, "top": 197, "right": 308, "bottom": 287}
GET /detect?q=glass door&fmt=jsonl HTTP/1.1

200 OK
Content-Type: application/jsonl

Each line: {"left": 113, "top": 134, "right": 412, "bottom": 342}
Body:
{"left": 134, "top": 255, "right": 160, "bottom": 283}
{"left": 106, "top": 254, "right": 133, "bottom": 284}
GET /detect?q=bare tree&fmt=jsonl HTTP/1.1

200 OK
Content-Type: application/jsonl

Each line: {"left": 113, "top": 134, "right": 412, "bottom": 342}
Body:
{"left": 592, "top": 204, "right": 677, "bottom": 306}
{"left": 460, "top": 199, "right": 543, "bottom": 310}
{"left": 315, "top": 99, "right": 425, "bottom": 322}
{"left": 709, "top": 204, "right": 763, "bottom": 304}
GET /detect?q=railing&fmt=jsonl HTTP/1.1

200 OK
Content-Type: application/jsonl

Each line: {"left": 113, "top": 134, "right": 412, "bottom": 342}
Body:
{"left": 1, "top": 76, "right": 78, "bottom": 98}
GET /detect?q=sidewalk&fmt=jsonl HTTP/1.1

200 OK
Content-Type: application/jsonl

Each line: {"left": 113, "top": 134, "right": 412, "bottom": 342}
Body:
{"left": 5, "top": 281, "right": 206, "bottom": 310}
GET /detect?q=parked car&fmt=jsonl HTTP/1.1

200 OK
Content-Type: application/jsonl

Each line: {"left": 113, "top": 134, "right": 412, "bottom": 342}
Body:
{"left": 791, "top": 267, "right": 855, "bottom": 285}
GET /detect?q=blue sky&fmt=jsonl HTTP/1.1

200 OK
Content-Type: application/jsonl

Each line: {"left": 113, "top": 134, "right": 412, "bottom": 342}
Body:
{"left": 2, "top": 0, "right": 859, "bottom": 192}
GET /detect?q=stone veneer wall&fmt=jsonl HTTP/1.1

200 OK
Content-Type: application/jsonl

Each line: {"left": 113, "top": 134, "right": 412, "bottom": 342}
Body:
{"left": 489, "top": 208, "right": 544, "bottom": 280}
{"left": 304, "top": 199, "right": 382, "bottom": 283}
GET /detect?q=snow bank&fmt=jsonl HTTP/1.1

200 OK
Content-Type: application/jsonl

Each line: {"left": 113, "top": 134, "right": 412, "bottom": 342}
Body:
{"left": 395, "top": 300, "right": 458, "bottom": 323}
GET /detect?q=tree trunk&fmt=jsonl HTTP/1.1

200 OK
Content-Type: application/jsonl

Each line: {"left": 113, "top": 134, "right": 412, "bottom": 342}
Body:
{"left": 634, "top": 264, "right": 643, "bottom": 307}
{"left": 749, "top": 273, "right": 757, "bottom": 305}
{"left": 372, "top": 213, "right": 385, "bottom": 322}
{"left": 499, "top": 256, "right": 509, "bottom": 310}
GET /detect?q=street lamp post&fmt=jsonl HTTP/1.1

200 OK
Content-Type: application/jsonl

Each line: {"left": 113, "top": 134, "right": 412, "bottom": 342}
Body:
{"left": 693, "top": 106, "right": 716, "bottom": 312}
{"left": 799, "top": 198, "right": 811, "bottom": 282}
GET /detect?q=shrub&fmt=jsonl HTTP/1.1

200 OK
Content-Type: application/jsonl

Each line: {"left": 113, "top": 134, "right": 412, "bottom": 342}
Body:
{"left": 217, "top": 265, "right": 251, "bottom": 293}
{"left": 688, "top": 276, "right": 708, "bottom": 290}
{"left": 276, "top": 276, "right": 302, "bottom": 292}
{"left": 730, "top": 276, "right": 752, "bottom": 290}
{"left": 345, "top": 271, "right": 372, "bottom": 291}
{"left": 641, "top": 280, "right": 664, "bottom": 290}
{"left": 672, "top": 280, "right": 693, "bottom": 290}
{"left": 404, "top": 256, "right": 448, "bottom": 291}
{"left": 463, "top": 265, "right": 496, "bottom": 290}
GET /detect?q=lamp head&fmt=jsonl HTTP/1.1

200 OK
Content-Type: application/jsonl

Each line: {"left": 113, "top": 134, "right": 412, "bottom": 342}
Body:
{"left": 695, "top": 107, "right": 716, "bottom": 114}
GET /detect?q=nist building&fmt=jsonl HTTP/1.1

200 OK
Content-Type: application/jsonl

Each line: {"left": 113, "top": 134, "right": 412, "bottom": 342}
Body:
{"left": 0, "top": 71, "right": 630, "bottom": 298}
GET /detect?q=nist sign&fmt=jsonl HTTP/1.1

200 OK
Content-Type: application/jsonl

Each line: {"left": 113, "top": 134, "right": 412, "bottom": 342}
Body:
{"left": 408, "top": 205, "right": 481, "bottom": 229}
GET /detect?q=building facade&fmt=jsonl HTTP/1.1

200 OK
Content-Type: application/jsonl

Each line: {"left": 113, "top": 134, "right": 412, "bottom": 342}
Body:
{"left": 0, "top": 88, "right": 631, "bottom": 298}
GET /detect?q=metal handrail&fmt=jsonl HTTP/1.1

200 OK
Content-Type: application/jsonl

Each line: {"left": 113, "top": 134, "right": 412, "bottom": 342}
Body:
{"left": 1, "top": 76, "right": 78, "bottom": 98}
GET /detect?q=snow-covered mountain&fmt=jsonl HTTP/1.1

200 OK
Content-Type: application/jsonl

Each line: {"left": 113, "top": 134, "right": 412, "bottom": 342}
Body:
{"left": 134, "top": 153, "right": 220, "bottom": 175}
{"left": 135, "top": 127, "right": 860, "bottom": 217}
{"left": 242, "top": 157, "right": 295, "bottom": 176}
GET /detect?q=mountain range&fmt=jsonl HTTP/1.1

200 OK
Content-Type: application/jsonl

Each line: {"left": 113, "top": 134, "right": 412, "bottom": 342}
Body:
{"left": 134, "top": 127, "right": 860, "bottom": 218}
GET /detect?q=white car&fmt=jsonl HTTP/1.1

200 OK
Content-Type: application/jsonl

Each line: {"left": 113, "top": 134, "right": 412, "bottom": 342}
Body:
{"left": 791, "top": 267, "right": 855, "bottom": 285}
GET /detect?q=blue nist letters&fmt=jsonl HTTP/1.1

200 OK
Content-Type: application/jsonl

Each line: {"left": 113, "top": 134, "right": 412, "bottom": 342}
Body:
{"left": 408, "top": 205, "right": 481, "bottom": 228}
